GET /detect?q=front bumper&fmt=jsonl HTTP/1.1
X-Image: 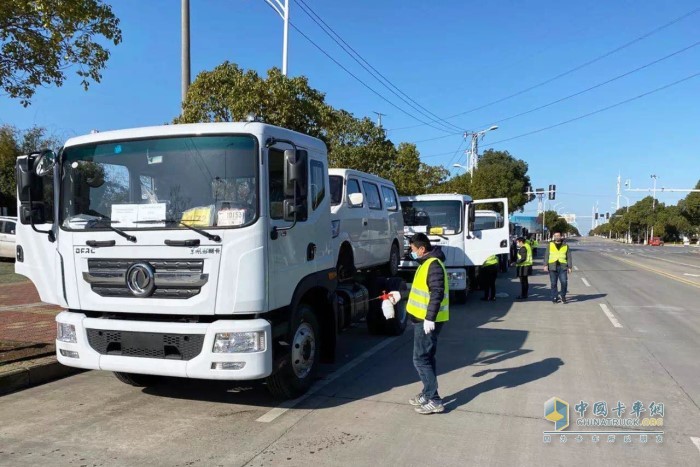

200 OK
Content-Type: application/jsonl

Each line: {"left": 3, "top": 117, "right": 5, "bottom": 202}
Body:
{"left": 55, "top": 311, "right": 272, "bottom": 380}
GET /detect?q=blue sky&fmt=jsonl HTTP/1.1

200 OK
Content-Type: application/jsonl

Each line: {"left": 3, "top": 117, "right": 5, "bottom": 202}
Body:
{"left": 2, "top": 0, "right": 699, "bottom": 230}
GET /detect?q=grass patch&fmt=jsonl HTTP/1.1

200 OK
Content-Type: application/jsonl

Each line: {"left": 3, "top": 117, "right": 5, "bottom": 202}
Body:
{"left": 0, "top": 260, "right": 27, "bottom": 284}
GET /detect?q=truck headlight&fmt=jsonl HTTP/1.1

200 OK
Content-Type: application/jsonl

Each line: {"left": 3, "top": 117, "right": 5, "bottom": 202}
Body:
{"left": 448, "top": 272, "right": 465, "bottom": 281}
{"left": 213, "top": 332, "right": 266, "bottom": 353}
{"left": 331, "top": 220, "right": 341, "bottom": 238}
{"left": 57, "top": 323, "right": 77, "bottom": 343}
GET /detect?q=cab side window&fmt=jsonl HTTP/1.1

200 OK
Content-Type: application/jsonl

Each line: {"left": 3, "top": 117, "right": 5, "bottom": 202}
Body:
{"left": 310, "top": 160, "right": 325, "bottom": 210}
{"left": 381, "top": 186, "right": 398, "bottom": 211}
{"left": 362, "top": 182, "right": 382, "bottom": 210}
{"left": 347, "top": 179, "right": 362, "bottom": 206}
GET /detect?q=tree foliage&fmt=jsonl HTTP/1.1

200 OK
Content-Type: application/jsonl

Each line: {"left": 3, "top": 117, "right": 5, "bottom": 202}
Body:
{"left": 176, "top": 63, "right": 449, "bottom": 195}
{"left": 0, "top": 0, "right": 122, "bottom": 106}
{"left": 0, "top": 125, "right": 60, "bottom": 213}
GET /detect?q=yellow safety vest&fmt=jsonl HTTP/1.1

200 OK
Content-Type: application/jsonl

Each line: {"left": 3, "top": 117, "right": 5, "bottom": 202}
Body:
{"left": 548, "top": 242, "right": 568, "bottom": 264}
{"left": 406, "top": 257, "right": 449, "bottom": 322}
{"left": 483, "top": 255, "right": 499, "bottom": 267}
{"left": 519, "top": 244, "right": 533, "bottom": 266}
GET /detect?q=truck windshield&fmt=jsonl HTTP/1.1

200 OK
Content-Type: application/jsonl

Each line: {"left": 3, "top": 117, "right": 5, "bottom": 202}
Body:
{"left": 60, "top": 135, "right": 258, "bottom": 230}
{"left": 401, "top": 200, "right": 462, "bottom": 234}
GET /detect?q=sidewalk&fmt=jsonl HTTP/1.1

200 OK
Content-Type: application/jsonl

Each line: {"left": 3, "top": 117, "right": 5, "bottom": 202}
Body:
{"left": 0, "top": 268, "right": 80, "bottom": 395}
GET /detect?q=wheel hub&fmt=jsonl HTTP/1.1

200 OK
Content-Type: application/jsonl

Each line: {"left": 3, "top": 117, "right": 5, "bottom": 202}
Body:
{"left": 292, "top": 322, "right": 315, "bottom": 379}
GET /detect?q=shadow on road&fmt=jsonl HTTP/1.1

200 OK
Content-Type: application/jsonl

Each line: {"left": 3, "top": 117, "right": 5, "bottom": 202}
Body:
{"left": 139, "top": 268, "right": 565, "bottom": 409}
{"left": 444, "top": 358, "right": 564, "bottom": 411}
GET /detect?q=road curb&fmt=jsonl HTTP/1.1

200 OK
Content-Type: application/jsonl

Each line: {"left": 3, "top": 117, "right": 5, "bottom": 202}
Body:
{"left": 0, "top": 356, "right": 83, "bottom": 396}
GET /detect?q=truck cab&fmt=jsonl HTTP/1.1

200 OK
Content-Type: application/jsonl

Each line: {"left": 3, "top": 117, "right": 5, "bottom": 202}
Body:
{"left": 399, "top": 194, "right": 510, "bottom": 302}
{"left": 15, "top": 123, "right": 345, "bottom": 399}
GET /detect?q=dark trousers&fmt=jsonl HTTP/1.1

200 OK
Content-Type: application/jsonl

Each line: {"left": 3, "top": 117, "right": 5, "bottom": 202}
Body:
{"left": 519, "top": 276, "right": 529, "bottom": 298}
{"left": 413, "top": 321, "right": 444, "bottom": 402}
{"left": 549, "top": 266, "right": 568, "bottom": 300}
{"left": 481, "top": 265, "right": 498, "bottom": 299}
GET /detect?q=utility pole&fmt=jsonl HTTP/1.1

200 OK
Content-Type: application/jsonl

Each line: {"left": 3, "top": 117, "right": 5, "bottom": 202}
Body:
{"left": 650, "top": 174, "right": 657, "bottom": 242}
{"left": 264, "top": 0, "right": 290, "bottom": 75}
{"left": 181, "top": 0, "right": 190, "bottom": 104}
{"left": 616, "top": 173, "right": 621, "bottom": 212}
{"left": 466, "top": 126, "right": 498, "bottom": 176}
{"left": 373, "top": 112, "right": 385, "bottom": 128}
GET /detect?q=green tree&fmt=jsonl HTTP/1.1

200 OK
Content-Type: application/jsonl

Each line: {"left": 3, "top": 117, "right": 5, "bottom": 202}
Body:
{"left": 0, "top": 0, "right": 122, "bottom": 106}
{"left": 0, "top": 125, "right": 60, "bottom": 213}
{"left": 387, "top": 143, "right": 449, "bottom": 195}
{"left": 433, "top": 149, "right": 530, "bottom": 212}
{"left": 176, "top": 63, "right": 331, "bottom": 138}
{"left": 678, "top": 180, "right": 700, "bottom": 233}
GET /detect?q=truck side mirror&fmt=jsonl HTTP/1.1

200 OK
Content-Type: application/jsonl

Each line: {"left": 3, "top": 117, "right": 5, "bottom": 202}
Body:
{"left": 283, "top": 199, "right": 297, "bottom": 222}
{"left": 348, "top": 192, "right": 364, "bottom": 207}
{"left": 35, "top": 150, "right": 57, "bottom": 177}
{"left": 283, "top": 149, "right": 308, "bottom": 198}
{"left": 467, "top": 204, "right": 476, "bottom": 232}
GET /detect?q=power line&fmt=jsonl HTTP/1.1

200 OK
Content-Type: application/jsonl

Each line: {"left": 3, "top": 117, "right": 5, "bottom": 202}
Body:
{"left": 472, "top": 39, "right": 700, "bottom": 130}
{"left": 391, "top": 5, "right": 700, "bottom": 132}
{"left": 482, "top": 71, "right": 700, "bottom": 148}
{"left": 269, "top": 6, "right": 456, "bottom": 134}
{"left": 293, "top": 0, "right": 462, "bottom": 133}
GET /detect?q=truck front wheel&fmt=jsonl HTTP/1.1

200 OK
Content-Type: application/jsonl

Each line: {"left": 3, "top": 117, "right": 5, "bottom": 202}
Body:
{"left": 266, "top": 305, "right": 320, "bottom": 400}
{"left": 113, "top": 372, "right": 163, "bottom": 387}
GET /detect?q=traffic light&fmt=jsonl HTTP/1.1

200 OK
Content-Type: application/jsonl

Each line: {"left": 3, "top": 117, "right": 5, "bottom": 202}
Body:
{"left": 595, "top": 213, "right": 599, "bottom": 220}
{"left": 548, "top": 184, "right": 556, "bottom": 200}
{"left": 606, "top": 212, "right": 610, "bottom": 220}
{"left": 526, "top": 186, "right": 535, "bottom": 202}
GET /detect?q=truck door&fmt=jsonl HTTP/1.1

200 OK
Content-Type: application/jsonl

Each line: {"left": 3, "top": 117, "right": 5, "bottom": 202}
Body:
{"left": 14, "top": 154, "right": 62, "bottom": 305}
{"left": 465, "top": 198, "right": 510, "bottom": 266}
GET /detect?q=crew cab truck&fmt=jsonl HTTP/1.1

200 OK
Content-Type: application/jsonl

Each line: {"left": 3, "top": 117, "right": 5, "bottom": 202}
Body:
{"left": 15, "top": 122, "right": 407, "bottom": 400}
{"left": 399, "top": 194, "right": 510, "bottom": 303}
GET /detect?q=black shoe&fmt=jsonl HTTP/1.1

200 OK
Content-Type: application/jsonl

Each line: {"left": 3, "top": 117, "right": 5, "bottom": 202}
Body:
{"left": 552, "top": 299, "right": 558, "bottom": 304}
{"left": 561, "top": 297, "right": 567, "bottom": 304}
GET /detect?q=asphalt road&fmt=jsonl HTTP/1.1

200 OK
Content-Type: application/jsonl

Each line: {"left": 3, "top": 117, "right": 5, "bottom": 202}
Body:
{"left": 1, "top": 238, "right": 699, "bottom": 466}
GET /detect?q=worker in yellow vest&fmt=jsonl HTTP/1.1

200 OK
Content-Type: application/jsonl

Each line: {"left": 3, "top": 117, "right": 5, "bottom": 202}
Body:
{"left": 543, "top": 232, "right": 573, "bottom": 304}
{"left": 406, "top": 233, "right": 448, "bottom": 415}
{"left": 514, "top": 237, "right": 533, "bottom": 300}
{"left": 480, "top": 254, "right": 499, "bottom": 301}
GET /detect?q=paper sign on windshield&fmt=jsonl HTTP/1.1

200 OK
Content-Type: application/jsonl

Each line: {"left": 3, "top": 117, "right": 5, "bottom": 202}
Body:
{"left": 217, "top": 209, "right": 246, "bottom": 226}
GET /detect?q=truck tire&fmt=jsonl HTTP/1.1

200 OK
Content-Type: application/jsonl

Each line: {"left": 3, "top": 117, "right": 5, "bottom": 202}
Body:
{"left": 382, "top": 243, "right": 401, "bottom": 277}
{"left": 266, "top": 305, "right": 320, "bottom": 400}
{"left": 113, "top": 372, "right": 163, "bottom": 387}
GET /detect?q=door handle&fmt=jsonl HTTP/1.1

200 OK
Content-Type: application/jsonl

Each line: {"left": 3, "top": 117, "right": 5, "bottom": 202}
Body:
{"left": 363, "top": 218, "right": 368, "bottom": 226}
{"left": 307, "top": 243, "right": 316, "bottom": 261}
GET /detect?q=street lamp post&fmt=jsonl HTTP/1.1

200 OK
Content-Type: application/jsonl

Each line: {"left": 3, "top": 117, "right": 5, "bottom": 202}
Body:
{"left": 467, "top": 125, "right": 498, "bottom": 176}
{"left": 265, "top": 0, "right": 290, "bottom": 75}
{"left": 452, "top": 163, "right": 468, "bottom": 172}
{"left": 650, "top": 174, "right": 658, "bottom": 242}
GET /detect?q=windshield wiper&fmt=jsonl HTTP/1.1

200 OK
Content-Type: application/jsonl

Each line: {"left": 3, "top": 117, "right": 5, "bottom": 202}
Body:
{"left": 134, "top": 219, "right": 221, "bottom": 242}
{"left": 91, "top": 216, "right": 137, "bottom": 243}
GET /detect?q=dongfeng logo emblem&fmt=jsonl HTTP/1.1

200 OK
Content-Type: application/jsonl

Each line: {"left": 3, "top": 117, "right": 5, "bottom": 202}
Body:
{"left": 126, "top": 262, "right": 155, "bottom": 297}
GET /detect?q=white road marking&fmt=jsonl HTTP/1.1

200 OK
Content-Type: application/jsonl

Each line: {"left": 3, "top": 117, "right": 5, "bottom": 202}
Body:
{"left": 684, "top": 273, "right": 700, "bottom": 277}
{"left": 581, "top": 277, "right": 591, "bottom": 287}
{"left": 599, "top": 304, "right": 623, "bottom": 328}
{"left": 573, "top": 266, "right": 579, "bottom": 271}
{"left": 256, "top": 335, "right": 401, "bottom": 423}
{"left": 692, "top": 437, "right": 700, "bottom": 454}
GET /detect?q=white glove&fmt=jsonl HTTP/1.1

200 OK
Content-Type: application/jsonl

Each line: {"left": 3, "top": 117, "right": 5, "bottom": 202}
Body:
{"left": 423, "top": 320, "right": 435, "bottom": 334}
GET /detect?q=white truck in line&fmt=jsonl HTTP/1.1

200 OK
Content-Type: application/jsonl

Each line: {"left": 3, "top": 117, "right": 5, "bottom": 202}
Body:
{"left": 15, "top": 122, "right": 407, "bottom": 399}
{"left": 399, "top": 194, "right": 510, "bottom": 302}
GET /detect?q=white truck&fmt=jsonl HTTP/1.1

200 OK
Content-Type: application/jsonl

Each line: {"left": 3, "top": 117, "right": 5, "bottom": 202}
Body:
{"left": 399, "top": 194, "right": 510, "bottom": 302}
{"left": 15, "top": 122, "right": 407, "bottom": 399}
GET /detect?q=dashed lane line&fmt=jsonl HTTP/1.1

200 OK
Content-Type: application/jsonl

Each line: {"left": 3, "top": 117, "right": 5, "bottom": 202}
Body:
{"left": 573, "top": 266, "right": 579, "bottom": 271}
{"left": 692, "top": 437, "right": 700, "bottom": 455}
{"left": 599, "top": 304, "right": 623, "bottom": 328}
{"left": 581, "top": 277, "right": 591, "bottom": 287}
{"left": 256, "top": 335, "right": 402, "bottom": 423}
